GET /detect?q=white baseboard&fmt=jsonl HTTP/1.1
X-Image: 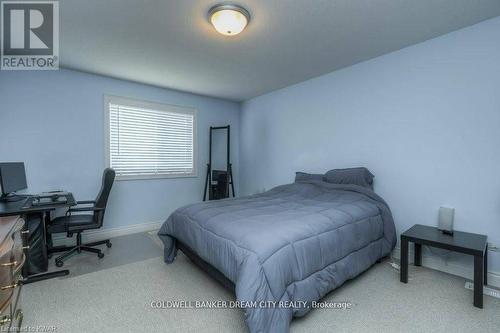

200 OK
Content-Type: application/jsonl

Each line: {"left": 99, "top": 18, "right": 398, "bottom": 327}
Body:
{"left": 392, "top": 246, "right": 500, "bottom": 289}
{"left": 52, "top": 220, "right": 163, "bottom": 246}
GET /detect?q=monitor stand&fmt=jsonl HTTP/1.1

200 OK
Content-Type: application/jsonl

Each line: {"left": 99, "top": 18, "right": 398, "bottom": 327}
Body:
{"left": 0, "top": 194, "right": 27, "bottom": 202}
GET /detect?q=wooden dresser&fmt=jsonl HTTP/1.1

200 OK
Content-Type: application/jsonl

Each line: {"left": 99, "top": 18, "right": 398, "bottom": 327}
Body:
{"left": 0, "top": 216, "right": 26, "bottom": 331}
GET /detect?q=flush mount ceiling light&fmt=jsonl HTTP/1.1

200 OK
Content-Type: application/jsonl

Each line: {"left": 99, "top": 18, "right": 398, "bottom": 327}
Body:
{"left": 208, "top": 4, "right": 250, "bottom": 36}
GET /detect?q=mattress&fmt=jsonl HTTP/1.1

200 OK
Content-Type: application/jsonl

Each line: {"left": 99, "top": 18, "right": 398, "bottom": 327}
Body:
{"left": 158, "top": 180, "right": 396, "bottom": 333}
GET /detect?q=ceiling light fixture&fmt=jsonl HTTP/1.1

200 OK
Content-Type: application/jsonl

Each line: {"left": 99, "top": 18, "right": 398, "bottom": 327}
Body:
{"left": 208, "top": 4, "right": 250, "bottom": 36}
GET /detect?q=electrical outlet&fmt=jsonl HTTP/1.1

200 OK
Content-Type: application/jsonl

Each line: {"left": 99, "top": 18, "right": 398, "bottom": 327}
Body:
{"left": 487, "top": 242, "right": 500, "bottom": 252}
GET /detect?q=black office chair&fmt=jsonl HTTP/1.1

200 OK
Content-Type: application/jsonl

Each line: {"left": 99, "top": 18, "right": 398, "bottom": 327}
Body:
{"left": 48, "top": 168, "right": 115, "bottom": 267}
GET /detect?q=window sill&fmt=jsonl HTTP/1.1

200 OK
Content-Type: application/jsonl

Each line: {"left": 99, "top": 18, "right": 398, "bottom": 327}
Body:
{"left": 115, "top": 173, "right": 198, "bottom": 181}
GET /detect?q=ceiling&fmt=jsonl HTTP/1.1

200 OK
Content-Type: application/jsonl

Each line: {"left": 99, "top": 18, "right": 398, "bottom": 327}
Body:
{"left": 60, "top": 0, "right": 500, "bottom": 101}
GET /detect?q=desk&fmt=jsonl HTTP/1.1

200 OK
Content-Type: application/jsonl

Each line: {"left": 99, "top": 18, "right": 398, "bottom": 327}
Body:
{"left": 0, "top": 194, "right": 76, "bottom": 284}
{"left": 0, "top": 195, "right": 74, "bottom": 217}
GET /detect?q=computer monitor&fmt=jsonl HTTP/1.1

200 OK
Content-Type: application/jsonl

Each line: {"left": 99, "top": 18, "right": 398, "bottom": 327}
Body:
{"left": 0, "top": 162, "right": 28, "bottom": 201}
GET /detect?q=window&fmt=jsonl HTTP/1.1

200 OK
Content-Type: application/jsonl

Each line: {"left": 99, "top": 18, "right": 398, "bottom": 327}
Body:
{"left": 104, "top": 95, "right": 197, "bottom": 180}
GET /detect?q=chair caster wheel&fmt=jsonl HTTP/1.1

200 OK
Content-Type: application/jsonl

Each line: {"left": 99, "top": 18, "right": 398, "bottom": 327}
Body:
{"left": 98, "top": 253, "right": 104, "bottom": 259}
{"left": 106, "top": 241, "right": 112, "bottom": 248}
{"left": 55, "top": 260, "right": 64, "bottom": 267}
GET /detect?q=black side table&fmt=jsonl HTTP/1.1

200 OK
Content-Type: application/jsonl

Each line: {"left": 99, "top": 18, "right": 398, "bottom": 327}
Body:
{"left": 400, "top": 224, "right": 488, "bottom": 308}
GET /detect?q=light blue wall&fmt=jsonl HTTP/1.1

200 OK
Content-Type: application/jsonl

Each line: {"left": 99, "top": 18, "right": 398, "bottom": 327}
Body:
{"left": 240, "top": 17, "right": 500, "bottom": 272}
{"left": 0, "top": 69, "right": 240, "bottom": 229}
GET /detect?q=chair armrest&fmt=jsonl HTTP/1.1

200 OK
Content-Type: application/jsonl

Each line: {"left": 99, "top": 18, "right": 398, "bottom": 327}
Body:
{"left": 76, "top": 200, "right": 96, "bottom": 205}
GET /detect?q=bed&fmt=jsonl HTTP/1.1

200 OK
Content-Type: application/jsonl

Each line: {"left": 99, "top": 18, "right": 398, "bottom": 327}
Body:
{"left": 158, "top": 178, "right": 396, "bottom": 333}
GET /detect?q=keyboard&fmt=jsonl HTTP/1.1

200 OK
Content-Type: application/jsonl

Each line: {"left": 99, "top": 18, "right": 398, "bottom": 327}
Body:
{"left": 28, "top": 195, "right": 68, "bottom": 207}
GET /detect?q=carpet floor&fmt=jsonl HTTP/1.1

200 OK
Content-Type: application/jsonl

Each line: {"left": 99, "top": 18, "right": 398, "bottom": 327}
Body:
{"left": 23, "top": 253, "right": 500, "bottom": 333}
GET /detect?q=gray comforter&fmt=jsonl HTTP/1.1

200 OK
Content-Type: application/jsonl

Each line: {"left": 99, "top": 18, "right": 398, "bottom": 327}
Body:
{"left": 158, "top": 180, "right": 396, "bottom": 333}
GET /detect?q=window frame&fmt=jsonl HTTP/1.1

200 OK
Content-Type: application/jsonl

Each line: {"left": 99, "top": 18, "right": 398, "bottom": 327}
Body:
{"left": 104, "top": 95, "right": 198, "bottom": 181}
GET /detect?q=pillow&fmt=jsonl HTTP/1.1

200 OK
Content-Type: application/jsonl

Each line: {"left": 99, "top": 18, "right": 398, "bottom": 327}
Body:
{"left": 295, "top": 172, "right": 324, "bottom": 182}
{"left": 324, "top": 167, "right": 374, "bottom": 189}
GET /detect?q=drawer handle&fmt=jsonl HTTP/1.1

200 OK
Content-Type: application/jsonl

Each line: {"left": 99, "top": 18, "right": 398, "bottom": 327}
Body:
{"left": 0, "top": 283, "right": 18, "bottom": 290}
{"left": 21, "top": 230, "right": 29, "bottom": 235}
{"left": 21, "top": 246, "right": 30, "bottom": 250}
{"left": 0, "top": 261, "right": 17, "bottom": 267}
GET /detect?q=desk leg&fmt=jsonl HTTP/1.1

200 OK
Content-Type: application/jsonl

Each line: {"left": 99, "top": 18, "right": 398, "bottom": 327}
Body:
{"left": 414, "top": 243, "right": 422, "bottom": 266}
{"left": 42, "top": 211, "right": 50, "bottom": 270}
{"left": 45, "top": 211, "right": 53, "bottom": 251}
{"left": 400, "top": 237, "right": 408, "bottom": 283}
{"left": 21, "top": 210, "right": 71, "bottom": 285}
{"left": 21, "top": 222, "right": 30, "bottom": 278}
{"left": 484, "top": 246, "right": 488, "bottom": 285}
{"left": 22, "top": 270, "right": 69, "bottom": 285}
{"left": 474, "top": 254, "right": 484, "bottom": 308}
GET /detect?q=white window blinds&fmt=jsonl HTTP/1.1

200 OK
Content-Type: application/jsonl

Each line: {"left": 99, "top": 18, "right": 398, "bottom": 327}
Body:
{"left": 105, "top": 96, "right": 196, "bottom": 179}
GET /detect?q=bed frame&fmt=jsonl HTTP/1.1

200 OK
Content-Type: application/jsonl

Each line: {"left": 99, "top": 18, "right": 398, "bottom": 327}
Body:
{"left": 176, "top": 238, "right": 236, "bottom": 293}
{"left": 176, "top": 238, "right": 386, "bottom": 296}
